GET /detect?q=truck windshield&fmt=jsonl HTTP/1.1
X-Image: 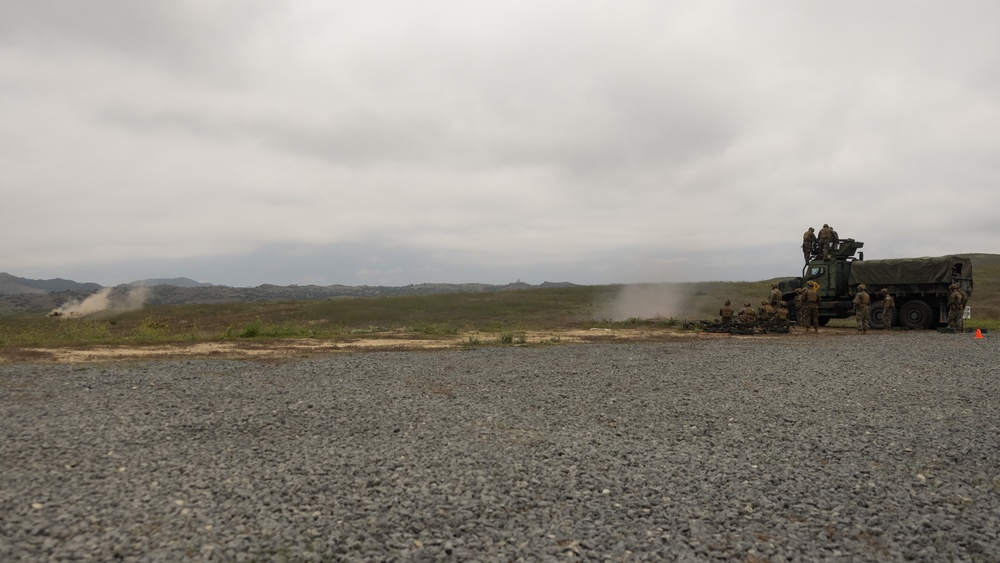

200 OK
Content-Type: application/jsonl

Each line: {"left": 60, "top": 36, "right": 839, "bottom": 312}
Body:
{"left": 808, "top": 266, "right": 825, "bottom": 277}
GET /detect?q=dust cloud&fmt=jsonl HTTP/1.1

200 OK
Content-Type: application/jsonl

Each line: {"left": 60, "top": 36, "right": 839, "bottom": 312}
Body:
{"left": 602, "top": 283, "right": 685, "bottom": 321}
{"left": 49, "top": 285, "right": 151, "bottom": 318}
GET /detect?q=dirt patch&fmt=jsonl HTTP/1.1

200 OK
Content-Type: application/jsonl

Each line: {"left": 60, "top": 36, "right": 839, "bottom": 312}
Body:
{"left": 0, "top": 326, "right": 830, "bottom": 364}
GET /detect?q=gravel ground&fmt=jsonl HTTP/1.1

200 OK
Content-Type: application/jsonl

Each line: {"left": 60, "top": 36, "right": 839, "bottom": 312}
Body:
{"left": 2, "top": 332, "right": 999, "bottom": 561}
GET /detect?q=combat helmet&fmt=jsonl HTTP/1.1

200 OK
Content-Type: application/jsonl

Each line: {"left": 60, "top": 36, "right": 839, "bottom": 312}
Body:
{"left": 857, "top": 284, "right": 866, "bottom": 291}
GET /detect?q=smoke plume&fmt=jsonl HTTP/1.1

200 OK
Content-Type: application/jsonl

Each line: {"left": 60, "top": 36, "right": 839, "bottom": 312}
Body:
{"left": 603, "top": 283, "right": 684, "bottom": 321}
{"left": 50, "top": 285, "right": 151, "bottom": 318}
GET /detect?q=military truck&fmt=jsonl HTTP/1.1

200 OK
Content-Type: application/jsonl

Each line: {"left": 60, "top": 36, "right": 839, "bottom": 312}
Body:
{"left": 778, "top": 239, "right": 973, "bottom": 329}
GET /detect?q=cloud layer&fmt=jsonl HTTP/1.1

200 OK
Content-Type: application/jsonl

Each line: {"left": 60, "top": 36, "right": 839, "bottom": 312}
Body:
{"left": 2, "top": 1, "right": 998, "bottom": 286}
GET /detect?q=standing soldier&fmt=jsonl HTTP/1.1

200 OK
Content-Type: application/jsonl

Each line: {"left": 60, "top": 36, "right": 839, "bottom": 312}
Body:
{"left": 880, "top": 289, "right": 895, "bottom": 330}
{"left": 802, "top": 281, "right": 821, "bottom": 333}
{"left": 956, "top": 283, "right": 969, "bottom": 332}
{"left": 793, "top": 287, "right": 805, "bottom": 330}
{"left": 802, "top": 227, "right": 817, "bottom": 263}
{"left": 853, "top": 284, "right": 870, "bottom": 334}
{"left": 719, "top": 299, "right": 735, "bottom": 325}
{"left": 948, "top": 284, "right": 965, "bottom": 333}
{"left": 818, "top": 224, "right": 833, "bottom": 259}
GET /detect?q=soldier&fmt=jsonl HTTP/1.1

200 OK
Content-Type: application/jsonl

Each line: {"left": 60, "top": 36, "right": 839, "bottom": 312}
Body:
{"left": 818, "top": 224, "right": 833, "bottom": 259}
{"left": 880, "top": 289, "right": 895, "bottom": 330}
{"left": 738, "top": 302, "right": 757, "bottom": 324}
{"left": 802, "top": 281, "right": 821, "bottom": 333}
{"left": 853, "top": 284, "right": 870, "bottom": 333}
{"left": 802, "top": 227, "right": 817, "bottom": 263}
{"left": 793, "top": 287, "right": 805, "bottom": 330}
{"left": 947, "top": 284, "right": 964, "bottom": 333}
{"left": 758, "top": 299, "right": 775, "bottom": 321}
{"left": 768, "top": 283, "right": 782, "bottom": 307}
{"left": 719, "top": 299, "right": 734, "bottom": 325}
{"left": 956, "top": 283, "right": 969, "bottom": 332}
{"left": 775, "top": 301, "right": 789, "bottom": 324}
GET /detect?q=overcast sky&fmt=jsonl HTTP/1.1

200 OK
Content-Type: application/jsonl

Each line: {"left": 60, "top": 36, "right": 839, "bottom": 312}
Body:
{"left": 2, "top": 1, "right": 998, "bottom": 287}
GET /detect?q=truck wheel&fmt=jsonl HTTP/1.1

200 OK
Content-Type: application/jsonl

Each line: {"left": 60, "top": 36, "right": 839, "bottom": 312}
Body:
{"left": 899, "top": 300, "right": 934, "bottom": 330}
{"left": 868, "top": 302, "right": 885, "bottom": 329}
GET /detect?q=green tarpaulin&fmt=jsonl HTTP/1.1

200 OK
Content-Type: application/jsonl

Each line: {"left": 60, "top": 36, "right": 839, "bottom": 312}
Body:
{"left": 849, "top": 256, "right": 972, "bottom": 286}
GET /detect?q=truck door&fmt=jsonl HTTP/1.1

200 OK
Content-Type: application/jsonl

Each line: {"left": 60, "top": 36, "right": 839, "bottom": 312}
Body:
{"left": 804, "top": 265, "right": 831, "bottom": 297}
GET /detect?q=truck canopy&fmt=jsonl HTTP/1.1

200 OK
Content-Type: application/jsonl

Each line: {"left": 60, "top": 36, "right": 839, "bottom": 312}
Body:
{"left": 849, "top": 256, "right": 972, "bottom": 286}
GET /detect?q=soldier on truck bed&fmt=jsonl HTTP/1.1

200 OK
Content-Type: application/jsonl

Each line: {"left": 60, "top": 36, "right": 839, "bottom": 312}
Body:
{"left": 802, "top": 227, "right": 817, "bottom": 263}
{"left": 818, "top": 224, "right": 839, "bottom": 260}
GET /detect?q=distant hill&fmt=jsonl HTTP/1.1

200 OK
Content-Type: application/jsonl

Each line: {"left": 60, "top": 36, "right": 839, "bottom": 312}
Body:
{"left": 127, "top": 277, "right": 213, "bottom": 288}
{"left": 0, "top": 272, "right": 102, "bottom": 295}
{"left": 0, "top": 276, "right": 579, "bottom": 316}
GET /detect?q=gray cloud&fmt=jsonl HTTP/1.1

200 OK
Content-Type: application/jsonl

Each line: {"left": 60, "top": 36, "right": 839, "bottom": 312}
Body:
{"left": 2, "top": 1, "right": 999, "bottom": 288}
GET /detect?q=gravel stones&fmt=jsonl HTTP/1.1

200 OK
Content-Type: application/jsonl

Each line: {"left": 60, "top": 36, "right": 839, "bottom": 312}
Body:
{"left": 2, "top": 332, "right": 999, "bottom": 560}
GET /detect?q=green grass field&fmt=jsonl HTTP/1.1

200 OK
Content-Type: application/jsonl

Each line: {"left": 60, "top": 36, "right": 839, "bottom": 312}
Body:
{"left": 2, "top": 253, "right": 997, "bottom": 349}
{"left": 1, "top": 281, "right": 995, "bottom": 349}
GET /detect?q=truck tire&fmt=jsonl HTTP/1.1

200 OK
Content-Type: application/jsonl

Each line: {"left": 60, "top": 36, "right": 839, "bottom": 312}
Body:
{"left": 868, "top": 302, "right": 885, "bottom": 329}
{"left": 899, "top": 300, "right": 934, "bottom": 330}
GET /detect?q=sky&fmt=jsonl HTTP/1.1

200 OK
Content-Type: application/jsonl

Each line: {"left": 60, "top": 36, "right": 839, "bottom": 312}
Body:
{"left": 2, "top": 1, "right": 998, "bottom": 288}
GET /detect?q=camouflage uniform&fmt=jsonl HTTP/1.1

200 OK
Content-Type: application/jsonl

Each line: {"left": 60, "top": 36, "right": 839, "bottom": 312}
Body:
{"left": 758, "top": 300, "right": 775, "bottom": 321}
{"left": 719, "top": 299, "right": 734, "bottom": 324}
{"left": 769, "top": 284, "right": 782, "bottom": 307}
{"left": 957, "top": 285, "right": 969, "bottom": 332}
{"left": 775, "top": 302, "right": 789, "bottom": 324}
{"left": 802, "top": 228, "right": 816, "bottom": 263}
{"left": 802, "top": 282, "right": 821, "bottom": 332}
{"left": 818, "top": 224, "right": 832, "bottom": 259}
{"left": 793, "top": 288, "right": 805, "bottom": 329}
{"left": 853, "top": 284, "right": 870, "bottom": 333}
{"left": 880, "top": 289, "right": 895, "bottom": 330}
{"left": 947, "top": 285, "right": 964, "bottom": 333}
{"left": 738, "top": 302, "right": 757, "bottom": 324}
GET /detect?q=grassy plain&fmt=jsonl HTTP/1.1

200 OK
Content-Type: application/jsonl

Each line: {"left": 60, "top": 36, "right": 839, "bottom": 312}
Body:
{"left": 1, "top": 254, "right": 997, "bottom": 352}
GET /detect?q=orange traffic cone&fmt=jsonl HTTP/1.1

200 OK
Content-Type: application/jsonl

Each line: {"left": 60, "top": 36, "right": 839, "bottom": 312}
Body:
{"left": 975, "top": 328, "right": 984, "bottom": 339}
